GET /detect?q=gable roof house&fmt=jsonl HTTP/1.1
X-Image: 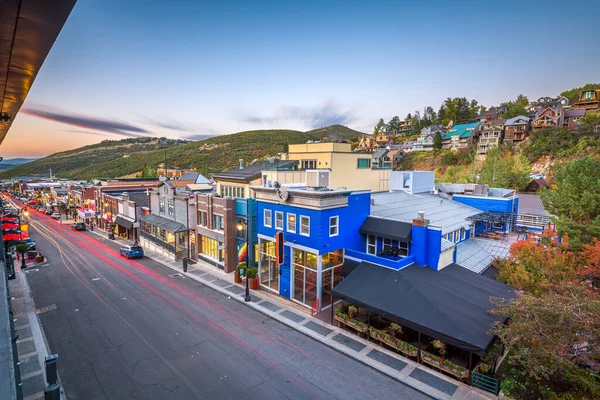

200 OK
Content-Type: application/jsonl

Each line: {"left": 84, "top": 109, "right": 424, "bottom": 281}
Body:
{"left": 504, "top": 115, "right": 531, "bottom": 144}
{"left": 442, "top": 122, "right": 482, "bottom": 150}
{"left": 526, "top": 96, "right": 571, "bottom": 113}
{"left": 532, "top": 107, "right": 563, "bottom": 131}
{"left": 476, "top": 119, "right": 506, "bottom": 159}
{"left": 413, "top": 125, "right": 446, "bottom": 151}
{"left": 516, "top": 193, "right": 551, "bottom": 233}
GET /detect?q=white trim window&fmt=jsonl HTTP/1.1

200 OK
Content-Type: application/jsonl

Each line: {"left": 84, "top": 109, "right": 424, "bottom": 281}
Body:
{"left": 275, "top": 211, "right": 284, "bottom": 230}
{"left": 460, "top": 228, "right": 466, "bottom": 241}
{"left": 383, "top": 237, "right": 392, "bottom": 252}
{"left": 329, "top": 216, "right": 339, "bottom": 237}
{"left": 300, "top": 215, "right": 310, "bottom": 236}
{"left": 367, "top": 235, "right": 376, "bottom": 255}
{"left": 264, "top": 209, "right": 272, "bottom": 227}
{"left": 287, "top": 213, "right": 296, "bottom": 233}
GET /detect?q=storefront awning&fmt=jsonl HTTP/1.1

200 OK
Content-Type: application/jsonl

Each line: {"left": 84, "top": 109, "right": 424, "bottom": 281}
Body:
{"left": 359, "top": 217, "right": 412, "bottom": 242}
{"left": 139, "top": 214, "right": 187, "bottom": 233}
{"left": 332, "top": 262, "right": 516, "bottom": 355}
{"left": 115, "top": 215, "right": 134, "bottom": 230}
{"left": 77, "top": 209, "right": 96, "bottom": 219}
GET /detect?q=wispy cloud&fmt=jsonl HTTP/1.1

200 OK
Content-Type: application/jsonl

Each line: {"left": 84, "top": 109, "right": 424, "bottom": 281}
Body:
{"left": 22, "top": 107, "right": 151, "bottom": 137}
{"left": 236, "top": 100, "right": 358, "bottom": 129}
{"left": 184, "top": 134, "right": 214, "bottom": 141}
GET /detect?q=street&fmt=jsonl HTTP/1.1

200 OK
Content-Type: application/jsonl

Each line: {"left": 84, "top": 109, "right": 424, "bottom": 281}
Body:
{"left": 23, "top": 209, "right": 428, "bottom": 400}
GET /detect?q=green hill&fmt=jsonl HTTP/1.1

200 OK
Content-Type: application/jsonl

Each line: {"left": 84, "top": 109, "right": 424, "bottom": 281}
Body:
{"left": 0, "top": 126, "right": 366, "bottom": 180}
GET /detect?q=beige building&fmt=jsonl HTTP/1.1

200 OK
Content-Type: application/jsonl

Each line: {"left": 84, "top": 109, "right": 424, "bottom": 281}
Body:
{"left": 263, "top": 142, "right": 390, "bottom": 192}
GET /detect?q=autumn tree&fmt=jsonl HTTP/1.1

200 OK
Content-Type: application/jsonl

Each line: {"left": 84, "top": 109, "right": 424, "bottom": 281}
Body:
{"left": 490, "top": 285, "right": 600, "bottom": 400}
{"left": 540, "top": 157, "right": 600, "bottom": 250}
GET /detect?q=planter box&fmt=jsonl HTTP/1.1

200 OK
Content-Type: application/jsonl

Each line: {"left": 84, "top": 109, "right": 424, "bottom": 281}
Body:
{"left": 369, "top": 328, "right": 418, "bottom": 357}
{"left": 249, "top": 277, "right": 259, "bottom": 290}
{"left": 335, "top": 315, "right": 368, "bottom": 333}
{"left": 234, "top": 272, "right": 242, "bottom": 284}
{"left": 421, "top": 351, "right": 469, "bottom": 379}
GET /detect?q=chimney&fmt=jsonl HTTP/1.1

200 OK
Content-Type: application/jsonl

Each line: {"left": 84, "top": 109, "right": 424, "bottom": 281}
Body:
{"left": 239, "top": 159, "right": 244, "bottom": 169}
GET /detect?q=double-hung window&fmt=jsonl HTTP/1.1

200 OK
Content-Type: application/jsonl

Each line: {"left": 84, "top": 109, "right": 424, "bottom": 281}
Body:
{"left": 383, "top": 238, "right": 392, "bottom": 252}
{"left": 167, "top": 200, "right": 174, "bottom": 217}
{"left": 398, "top": 241, "right": 408, "bottom": 256}
{"left": 287, "top": 213, "right": 296, "bottom": 233}
{"left": 329, "top": 216, "right": 339, "bottom": 237}
{"left": 460, "top": 228, "right": 466, "bottom": 241}
{"left": 264, "top": 209, "right": 272, "bottom": 227}
{"left": 159, "top": 198, "right": 165, "bottom": 213}
{"left": 367, "top": 235, "right": 376, "bottom": 255}
{"left": 357, "top": 158, "right": 371, "bottom": 169}
{"left": 213, "top": 214, "right": 224, "bottom": 231}
{"left": 300, "top": 216, "right": 310, "bottom": 236}
{"left": 275, "top": 211, "right": 284, "bottom": 230}
{"left": 197, "top": 211, "right": 208, "bottom": 227}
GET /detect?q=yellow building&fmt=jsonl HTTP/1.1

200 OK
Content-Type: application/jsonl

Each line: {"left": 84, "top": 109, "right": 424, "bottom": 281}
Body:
{"left": 263, "top": 142, "right": 390, "bottom": 192}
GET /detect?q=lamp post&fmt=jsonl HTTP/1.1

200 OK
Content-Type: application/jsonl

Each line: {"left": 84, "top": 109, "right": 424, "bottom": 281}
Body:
{"left": 237, "top": 221, "right": 251, "bottom": 302}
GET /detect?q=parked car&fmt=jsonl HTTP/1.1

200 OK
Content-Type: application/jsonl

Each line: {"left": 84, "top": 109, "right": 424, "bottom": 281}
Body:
{"left": 120, "top": 245, "right": 144, "bottom": 259}
{"left": 23, "top": 238, "right": 36, "bottom": 251}
{"left": 73, "top": 222, "right": 86, "bottom": 231}
{"left": 45, "top": 210, "right": 53, "bottom": 215}
{"left": 50, "top": 213, "right": 61, "bottom": 220}
{"left": 38, "top": 207, "right": 46, "bottom": 213}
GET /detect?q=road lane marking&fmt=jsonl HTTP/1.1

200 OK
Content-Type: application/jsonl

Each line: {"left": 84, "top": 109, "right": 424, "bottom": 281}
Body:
{"left": 92, "top": 278, "right": 100, "bottom": 281}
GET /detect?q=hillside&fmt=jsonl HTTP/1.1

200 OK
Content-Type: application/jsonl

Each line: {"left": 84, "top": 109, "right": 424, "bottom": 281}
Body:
{"left": 0, "top": 137, "right": 188, "bottom": 179}
{"left": 0, "top": 126, "right": 366, "bottom": 180}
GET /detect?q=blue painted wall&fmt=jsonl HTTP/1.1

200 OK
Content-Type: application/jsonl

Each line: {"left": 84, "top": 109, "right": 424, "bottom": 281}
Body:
{"left": 426, "top": 228, "right": 442, "bottom": 270}
{"left": 257, "top": 192, "right": 371, "bottom": 254}
{"left": 412, "top": 224, "right": 428, "bottom": 266}
{"left": 453, "top": 195, "right": 518, "bottom": 214}
{"left": 346, "top": 249, "right": 415, "bottom": 270}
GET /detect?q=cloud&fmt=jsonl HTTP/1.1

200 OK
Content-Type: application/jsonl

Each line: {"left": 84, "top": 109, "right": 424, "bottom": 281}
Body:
{"left": 22, "top": 107, "right": 151, "bottom": 137}
{"left": 236, "top": 100, "right": 357, "bottom": 129}
{"left": 184, "top": 134, "right": 214, "bottom": 141}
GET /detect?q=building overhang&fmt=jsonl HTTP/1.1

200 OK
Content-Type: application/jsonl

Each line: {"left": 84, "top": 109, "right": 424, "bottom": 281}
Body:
{"left": 0, "top": 0, "right": 77, "bottom": 145}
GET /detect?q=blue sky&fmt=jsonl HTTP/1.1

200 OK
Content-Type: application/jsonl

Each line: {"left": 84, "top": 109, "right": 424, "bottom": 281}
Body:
{"left": 4, "top": 0, "right": 600, "bottom": 157}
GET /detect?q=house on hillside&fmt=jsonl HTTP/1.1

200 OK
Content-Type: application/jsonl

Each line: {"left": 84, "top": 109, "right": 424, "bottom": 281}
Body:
{"left": 413, "top": 125, "right": 446, "bottom": 151}
{"left": 526, "top": 96, "right": 571, "bottom": 113}
{"left": 573, "top": 89, "right": 600, "bottom": 111}
{"left": 476, "top": 119, "right": 506, "bottom": 159}
{"left": 357, "top": 134, "right": 376, "bottom": 151}
{"left": 441, "top": 122, "right": 482, "bottom": 150}
{"left": 562, "top": 109, "right": 586, "bottom": 130}
{"left": 398, "top": 120, "right": 412, "bottom": 133}
{"left": 504, "top": 116, "right": 531, "bottom": 144}
{"left": 375, "top": 132, "right": 391, "bottom": 147}
{"left": 525, "top": 178, "right": 549, "bottom": 193}
{"left": 532, "top": 107, "right": 563, "bottom": 131}
{"left": 476, "top": 105, "right": 508, "bottom": 122}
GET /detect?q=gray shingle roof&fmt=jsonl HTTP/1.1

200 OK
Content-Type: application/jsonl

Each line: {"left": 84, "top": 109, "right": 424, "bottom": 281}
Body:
{"left": 211, "top": 163, "right": 264, "bottom": 181}
{"left": 370, "top": 191, "right": 480, "bottom": 234}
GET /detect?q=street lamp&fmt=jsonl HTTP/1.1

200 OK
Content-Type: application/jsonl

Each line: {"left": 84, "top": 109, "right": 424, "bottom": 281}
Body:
{"left": 237, "top": 221, "right": 251, "bottom": 302}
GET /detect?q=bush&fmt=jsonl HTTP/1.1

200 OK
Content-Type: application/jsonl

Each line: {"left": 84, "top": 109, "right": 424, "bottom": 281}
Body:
{"left": 35, "top": 255, "right": 44, "bottom": 263}
{"left": 245, "top": 267, "right": 258, "bottom": 279}
{"left": 15, "top": 244, "right": 29, "bottom": 254}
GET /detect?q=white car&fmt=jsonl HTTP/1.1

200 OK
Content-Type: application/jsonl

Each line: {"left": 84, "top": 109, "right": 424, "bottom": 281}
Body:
{"left": 51, "top": 213, "right": 61, "bottom": 220}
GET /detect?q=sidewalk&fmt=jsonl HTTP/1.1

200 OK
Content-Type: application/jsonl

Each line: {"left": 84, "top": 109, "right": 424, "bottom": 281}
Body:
{"left": 89, "top": 229, "right": 496, "bottom": 400}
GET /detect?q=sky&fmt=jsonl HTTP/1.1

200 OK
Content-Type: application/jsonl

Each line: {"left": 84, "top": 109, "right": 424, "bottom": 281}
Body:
{"left": 3, "top": 0, "right": 600, "bottom": 158}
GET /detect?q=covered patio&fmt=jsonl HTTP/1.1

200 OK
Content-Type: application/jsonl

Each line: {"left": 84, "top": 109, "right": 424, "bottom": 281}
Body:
{"left": 331, "top": 262, "right": 515, "bottom": 381}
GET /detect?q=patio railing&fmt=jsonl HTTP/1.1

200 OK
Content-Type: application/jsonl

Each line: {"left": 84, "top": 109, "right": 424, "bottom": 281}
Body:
{"left": 472, "top": 371, "right": 499, "bottom": 394}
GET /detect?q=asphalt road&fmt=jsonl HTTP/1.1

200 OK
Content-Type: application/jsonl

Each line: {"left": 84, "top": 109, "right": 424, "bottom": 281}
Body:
{"left": 20, "top": 208, "right": 429, "bottom": 400}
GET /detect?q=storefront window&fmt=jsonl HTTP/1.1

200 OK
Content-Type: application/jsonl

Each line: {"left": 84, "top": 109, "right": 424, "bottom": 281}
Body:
{"left": 321, "top": 249, "right": 344, "bottom": 268}
{"left": 200, "top": 236, "right": 224, "bottom": 261}
{"left": 294, "top": 250, "right": 317, "bottom": 270}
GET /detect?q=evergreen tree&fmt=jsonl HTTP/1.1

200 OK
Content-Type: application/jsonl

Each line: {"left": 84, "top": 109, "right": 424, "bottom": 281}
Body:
{"left": 433, "top": 132, "right": 443, "bottom": 150}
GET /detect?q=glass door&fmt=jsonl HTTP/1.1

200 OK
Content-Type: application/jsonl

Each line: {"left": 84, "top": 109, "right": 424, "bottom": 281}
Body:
{"left": 259, "top": 239, "right": 279, "bottom": 293}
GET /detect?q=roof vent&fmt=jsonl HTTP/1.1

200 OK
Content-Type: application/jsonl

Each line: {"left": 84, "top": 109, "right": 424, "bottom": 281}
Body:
{"left": 417, "top": 211, "right": 425, "bottom": 220}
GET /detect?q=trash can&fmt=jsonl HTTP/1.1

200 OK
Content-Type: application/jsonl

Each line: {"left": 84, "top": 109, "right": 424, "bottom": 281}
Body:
{"left": 108, "top": 232, "right": 115, "bottom": 240}
{"left": 182, "top": 257, "right": 188, "bottom": 273}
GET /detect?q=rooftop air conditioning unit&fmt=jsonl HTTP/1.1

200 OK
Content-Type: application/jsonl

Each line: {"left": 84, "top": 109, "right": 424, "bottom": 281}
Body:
{"left": 474, "top": 184, "right": 488, "bottom": 196}
{"left": 306, "top": 170, "right": 330, "bottom": 188}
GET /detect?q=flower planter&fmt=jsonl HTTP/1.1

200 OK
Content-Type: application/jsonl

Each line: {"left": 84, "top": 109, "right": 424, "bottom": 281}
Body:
{"left": 249, "top": 277, "right": 259, "bottom": 290}
{"left": 234, "top": 271, "right": 242, "bottom": 284}
{"left": 334, "top": 315, "right": 368, "bottom": 334}
{"left": 420, "top": 350, "right": 469, "bottom": 379}
{"left": 369, "top": 327, "right": 418, "bottom": 357}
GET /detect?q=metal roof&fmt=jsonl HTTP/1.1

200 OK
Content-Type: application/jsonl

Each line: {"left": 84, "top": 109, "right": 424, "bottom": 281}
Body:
{"left": 211, "top": 163, "right": 265, "bottom": 182}
{"left": 504, "top": 115, "right": 530, "bottom": 125}
{"left": 442, "top": 122, "right": 482, "bottom": 140}
{"left": 456, "top": 238, "right": 512, "bottom": 274}
{"left": 0, "top": 0, "right": 77, "bottom": 145}
{"left": 370, "top": 191, "right": 480, "bottom": 234}
{"left": 139, "top": 213, "right": 187, "bottom": 233}
{"left": 517, "top": 193, "right": 550, "bottom": 216}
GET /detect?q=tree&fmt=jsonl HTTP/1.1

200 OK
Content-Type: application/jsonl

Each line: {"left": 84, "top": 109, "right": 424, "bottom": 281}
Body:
{"left": 489, "top": 284, "right": 600, "bottom": 400}
{"left": 433, "top": 131, "right": 442, "bottom": 150}
{"left": 16, "top": 243, "right": 29, "bottom": 270}
{"left": 387, "top": 116, "right": 400, "bottom": 135}
{"left": 140, "top": 164, "right": 156, "bottom": 178}
{"left": 437, "top": 97, "right": 484, "bottom": 125}
{"left": 581, "top": 239, "right": 600, "bottom": 287}
{"left": 477, "top": 146, "right": 531, "bottom": 191}
{"left": 578, "top": 110, "right": 600, "bottom": 134}
{"left": 374, "top": 118, "right": 385, "bottom": 135}
{"left": 502, "top": 94, "right": 529, "bottom": 119}
{"left": 540, "top": 157, "right": 600, "bottom": 250}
